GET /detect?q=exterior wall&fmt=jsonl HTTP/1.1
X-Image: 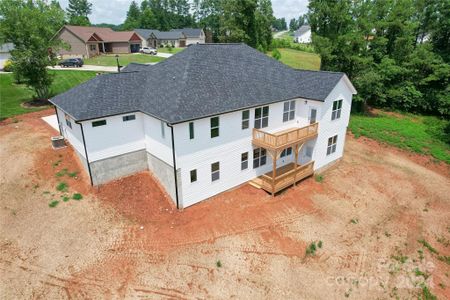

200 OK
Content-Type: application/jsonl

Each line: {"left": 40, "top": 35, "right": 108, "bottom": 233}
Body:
{"left": 147, "top": 152, "right": 178, "bottom": 205}
{"left": 295, "top": 31, "right": 312, "bottom": 43}
{"left": 185, "top": 37, "right": 205, "bottom": 45}
{"left": 110, "top": 42, "right": 131, "bottom": 53}
{"left": 157, "top": 39, "right": 183, "bottom": 47}
{"left": 56, "top": 28, "right": 88, "bottom": 57}
{"left": 86, "top": 42, "right": 99, "bottom": 57}
{"left": 90, "top": 149, "right": 148, "bottom": 185}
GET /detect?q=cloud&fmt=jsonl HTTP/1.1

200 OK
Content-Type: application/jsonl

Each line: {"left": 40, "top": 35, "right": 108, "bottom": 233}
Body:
{"left": 58, "top": 0, "right": 309, "bottom": 25}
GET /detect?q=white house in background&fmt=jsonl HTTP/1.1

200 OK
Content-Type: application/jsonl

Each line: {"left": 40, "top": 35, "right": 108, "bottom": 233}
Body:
{"left": 170, "top": 28, "right": 206, "bottom": 45}
{"left": 0, "top": 43, "right": 14, "bottom": 70}
{"left": 50, "top": 44, "right": 356, "bottom": 209}
{"left": 294, "top": 25, "right": 312, "bottom": 43}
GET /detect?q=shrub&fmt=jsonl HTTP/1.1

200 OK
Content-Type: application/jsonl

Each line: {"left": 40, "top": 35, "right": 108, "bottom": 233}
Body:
{"left": 72, "top": 193, "right": 83, "bottom": 200}
{"left": 272, "top": 49, "right": 281, "bottom": 60}
{"left": 3, "top": 60, "right": 13, "bottom": 72}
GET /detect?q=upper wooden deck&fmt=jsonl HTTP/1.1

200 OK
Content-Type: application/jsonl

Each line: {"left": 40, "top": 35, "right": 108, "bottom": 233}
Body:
{"left": 252, "top": 122, "right": 319, "bottom": 151}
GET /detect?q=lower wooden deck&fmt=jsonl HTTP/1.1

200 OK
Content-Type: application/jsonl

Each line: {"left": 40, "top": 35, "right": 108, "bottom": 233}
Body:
{"left": 249, "top": 161, "right": 314, "bottom": 195}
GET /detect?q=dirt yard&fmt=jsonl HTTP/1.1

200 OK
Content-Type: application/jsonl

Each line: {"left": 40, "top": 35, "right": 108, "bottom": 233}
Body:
{"left": 1, "top": 110, "right": 449, "bottom": 299}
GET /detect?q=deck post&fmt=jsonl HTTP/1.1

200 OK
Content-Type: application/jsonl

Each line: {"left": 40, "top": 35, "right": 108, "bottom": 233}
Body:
{"left": 271, "top": 150, "right": 277, "bottom": 196}
{"left": 294, "top": 144, "right": 299, "bottom": 186}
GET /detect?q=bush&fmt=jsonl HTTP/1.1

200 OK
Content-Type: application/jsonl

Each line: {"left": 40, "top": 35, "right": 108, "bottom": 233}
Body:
{"left": 272, "top": 49, "right": 281, "bottom": 60}
{"left": 3, "top": 60, "right": 13, "bottom": 72}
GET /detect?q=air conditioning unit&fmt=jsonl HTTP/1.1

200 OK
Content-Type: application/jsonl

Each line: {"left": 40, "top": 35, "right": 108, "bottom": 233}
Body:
{"left": 51, "top": 136, "right": 66, "bottom": 149}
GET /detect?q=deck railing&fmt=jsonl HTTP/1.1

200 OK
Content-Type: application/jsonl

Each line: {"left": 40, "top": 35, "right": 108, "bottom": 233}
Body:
{"left": 252, "top": 122, "right": 319, "bottom": 150}
{"left": 259, "top": 161, "right": 315, "bottom": 194}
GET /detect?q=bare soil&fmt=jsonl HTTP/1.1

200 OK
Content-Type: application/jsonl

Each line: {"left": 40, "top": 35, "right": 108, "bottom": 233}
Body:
{"left": 1, "top": 111, "right": 449, "bottom": 299}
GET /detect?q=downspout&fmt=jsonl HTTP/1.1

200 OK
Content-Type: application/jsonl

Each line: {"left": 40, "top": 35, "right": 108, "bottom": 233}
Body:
{"left": 167, "top": 123, "right": 180, "bottom": 209}
{"left": 78, "top": 122, "right": 94, "bottom": 186}
{"left": 53, "top": 106, "right": 62, "bottom": 135}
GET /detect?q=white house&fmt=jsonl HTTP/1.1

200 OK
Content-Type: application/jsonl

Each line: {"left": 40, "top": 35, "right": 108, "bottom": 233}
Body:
{"left": 294, "top": 25, "right": 312, "bottom": 43}
{"left": 170, "top": 28, "right": 206, "bottom": 45}
{"left": 50, "top": 43, "right": 356, "bottom": 209}
{"left": 0, "top": 43, "right": 14, "bottom": 70}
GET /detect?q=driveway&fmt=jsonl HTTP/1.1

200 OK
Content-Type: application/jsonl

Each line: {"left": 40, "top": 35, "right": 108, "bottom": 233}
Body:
{"left": 274, "top": 30, "right": 289, "bottom": 38}
{"left": 49, "top": 63, "right": 158, "bottom": 73}
{"left": 155, "top": 52, "right": 173, "bottom": 58}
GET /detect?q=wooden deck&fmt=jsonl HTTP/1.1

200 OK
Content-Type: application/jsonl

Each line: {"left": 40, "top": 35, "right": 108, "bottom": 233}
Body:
{"left": 249, "top": 161, "right": 315, "bottom": 195}
{"left": 252, "top": 123, "right": 319, "bottom": 151}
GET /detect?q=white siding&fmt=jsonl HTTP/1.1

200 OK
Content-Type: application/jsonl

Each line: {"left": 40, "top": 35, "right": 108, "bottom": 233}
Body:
{"left": 57, "top": 107, "right": 85, "bottom": 158}
{"left": 80, "top": 113, "right": 145, "bottom": 162}
{"left": 143, "top": 114, "right": 173, "bottom": 166}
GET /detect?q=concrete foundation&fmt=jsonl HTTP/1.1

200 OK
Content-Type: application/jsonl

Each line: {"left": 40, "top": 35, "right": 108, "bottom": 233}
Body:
{"left": 146, "top": 152, "right": 179, "bottom": 205}
{"left": 90, "top": 150, "right": 148, "bottom": 185}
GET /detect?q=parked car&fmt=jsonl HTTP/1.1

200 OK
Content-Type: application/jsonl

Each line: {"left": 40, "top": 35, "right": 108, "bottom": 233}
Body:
{"left": 59, "top": 58, "right": 83, "bottom": 67}
{"left": 140, "top": 47, "right": 157, "bottom": 55}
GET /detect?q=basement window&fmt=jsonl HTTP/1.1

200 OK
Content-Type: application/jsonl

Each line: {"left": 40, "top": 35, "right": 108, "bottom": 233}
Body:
{"left": 123, "top": 114, "right": 136, "bottom": 122}
{"left": 327, "top": 135, "right": 338, "bottom": 155}
{"left": 211, "top": 162, "right": 220, "bottom": 182}
{"left": 241, "top": 152, "right": 248, "bottom": 170}
{"left": 280, "top": 147, "right": 292, "bottom": 158}
{"left": 92, "top": 120, "right": 107, "bottom": 127}
{"left": 210, "top": 116, "right": 219, "bottom": 138}
{"left": 190, "top": 169, "right": 197, "bottom": 183}
{"left": 253, "top": 148, "right": 267, "bottom": 168}
{"left": 331, "top": 100, "right": 343, "bottom": 120}
{"left": 242, "top": 110, "right": 249, "bottom": 129}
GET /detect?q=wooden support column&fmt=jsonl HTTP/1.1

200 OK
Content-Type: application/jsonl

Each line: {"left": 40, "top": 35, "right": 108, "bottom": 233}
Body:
{"left": 271, "top": 149, "right": 277, "bottom": 197}
{"left": 294, "top": 144, "right": 299, "bottom": 186}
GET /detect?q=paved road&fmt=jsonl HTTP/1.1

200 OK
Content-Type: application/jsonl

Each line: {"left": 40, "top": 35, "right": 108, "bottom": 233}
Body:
{"left": 273, "top": 30, "right": 289, "bottom": 38}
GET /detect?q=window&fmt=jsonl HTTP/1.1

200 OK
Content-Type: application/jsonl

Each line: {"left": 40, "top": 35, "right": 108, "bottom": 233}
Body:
{"left": 283, "top": 100, "right": 296, "bottom": 122}
{"left": 241, "top": 152, "right": 248, "bottom": 170}
{"left": 305, "top": 146, "right": 313, "bottom": 158}
{"left": 190, "top": 169, "right": 197, "bottom": 183}
{"left": 123, "top": 114, "right": 136, "bottom": 122}
{"left": 92, "top": 120, "right": 106, "bottom": 127}
{"left": 189, "top": 122, "right": 194, "bottom": 139}
{"left": 280, "top": 147, "right": 292, "bottom": 158}
{"left": 327, "top": 135, "right": 338, "bottom": 155}
{"left": 242, "top": 110, "right": 249, "bottom": 129}
{"left": 160, "top": 121, "right": 165, "bottom": 138}
{"left": 64, "top": 114, "right": 72, "bottom": 129}
{"left": 254, "top": 106, "right": 269, "bottom": 129}
{"left": 253, "top": 148, "right": 267, "bottom": 168}
{"left": 331, "top": 100, "right": 343, "bottom": 120}
{"left": 211, "top": 162, "right": 220, "bottom": 181}
{"left": 210, "top": 116, "right": 219, "bottom": 138}
{"left": 89, "top": 44, "right": 96, "bottom": 51}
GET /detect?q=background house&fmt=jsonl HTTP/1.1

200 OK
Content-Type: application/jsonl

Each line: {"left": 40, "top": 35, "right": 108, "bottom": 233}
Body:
{"left": 54, "top": 25, "right": 142, "bottom": 58}
{"left": 0, "top": 43, "right": 14, "bottom": 70}
{"left": 170, "top": 28, "right": 206, "bottom": 45}
{"left": 294, "top": 25, "right": 311, "bottom": 43}
{"left": 135, "top": 29, "right": 186, "bottom": 48}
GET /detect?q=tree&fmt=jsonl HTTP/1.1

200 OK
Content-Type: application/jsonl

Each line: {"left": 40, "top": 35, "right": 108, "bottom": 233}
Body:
{"left": 66, "top": 0, "right": 92, "bottom": 26}
{"left": 289, "top": 18, "right": 298, "bottom": 31}
{"left": 255, "top": 0, "right": 274, "bottom": 50}
{"left": 123, "top": 1, "right": 141, "bottom": 30}
{"left": 272, "top": 18, "right": 287, "bottom": 31}
{"left": 0, "top": 0, "right": 65, "bottom": 99}
{"left": 220, "top": 0, "right": 258, "bottom": 47}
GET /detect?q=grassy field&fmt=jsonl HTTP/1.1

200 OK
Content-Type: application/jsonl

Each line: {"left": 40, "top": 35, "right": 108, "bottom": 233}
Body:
{"left": 157, "top": 47, "right": 184, "bottom": 54}
{"left": 268, "top": 48, "right": 321, "bottom": 70}
{"left": 0, "top": 70, "right": 97, "bottom": 120}
{"left": 84, "top": 54, "right": 164, "bottom": 66}
{"left": 349, "top": 110, "right": 450, "bottom": 163}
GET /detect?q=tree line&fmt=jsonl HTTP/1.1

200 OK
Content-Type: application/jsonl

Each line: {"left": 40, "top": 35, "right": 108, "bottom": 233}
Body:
{"left": 308, "top": 0, "right": 449, "bottom": 117}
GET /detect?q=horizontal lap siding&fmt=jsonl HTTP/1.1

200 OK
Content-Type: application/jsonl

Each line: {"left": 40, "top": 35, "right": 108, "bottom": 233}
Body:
{"left": 57, "top": 28, "right": 87, "bottom": 57}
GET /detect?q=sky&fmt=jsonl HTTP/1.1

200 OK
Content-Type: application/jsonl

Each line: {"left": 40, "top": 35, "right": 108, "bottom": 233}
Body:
{"left": 58, "top": 0, "right": 309, "bottom": 25}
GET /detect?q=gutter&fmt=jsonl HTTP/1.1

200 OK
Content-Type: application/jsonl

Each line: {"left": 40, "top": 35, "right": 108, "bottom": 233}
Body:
{"left": 167, "top": 123, "right": 180, "bottom": 209}
{"left": 78, "top": 122, "right": 94, "bottom": 186}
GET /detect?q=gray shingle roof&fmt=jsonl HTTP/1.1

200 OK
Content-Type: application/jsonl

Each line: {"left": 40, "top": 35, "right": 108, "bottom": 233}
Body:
{"left": 294, "top": 25, "right": 311, "bottom": 37}
{"left": 171, "top": 28, "right": 203, "bottom": 38}
{"left": 135, "top": 29, "right": 184, "bottom": 40}
{"left": 50, "top": 43, "right": 347, "bottom": 124}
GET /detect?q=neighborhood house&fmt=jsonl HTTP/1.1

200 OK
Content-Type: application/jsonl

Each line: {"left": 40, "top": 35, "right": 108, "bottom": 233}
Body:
{"left": 135, "top": 28, "right": 205, "bottom": 48}
{"left": 294, "top": 25, "right": 312, "bottom": 43}
{"left": 50, "top": 43, "right": 356, "bottom": 208}
{"left": 54, "top": 25, "right": 143, "bottom": 58}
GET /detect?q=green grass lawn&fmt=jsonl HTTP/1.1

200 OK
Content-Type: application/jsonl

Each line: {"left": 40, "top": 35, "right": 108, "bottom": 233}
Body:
{"left": 0, "top": 70, "right": 97, "bottom": 120}
{"left": 84, "top": 53, "right": 164, "bottom": 66}
{"left": 349, "top": 111, "right": 450, "bottom": 163}
{"left": 157, "top": 47, "right": 185, "bottom": 54}
{"left": 268, "top": 48, "right": 321, "bottom": 70}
